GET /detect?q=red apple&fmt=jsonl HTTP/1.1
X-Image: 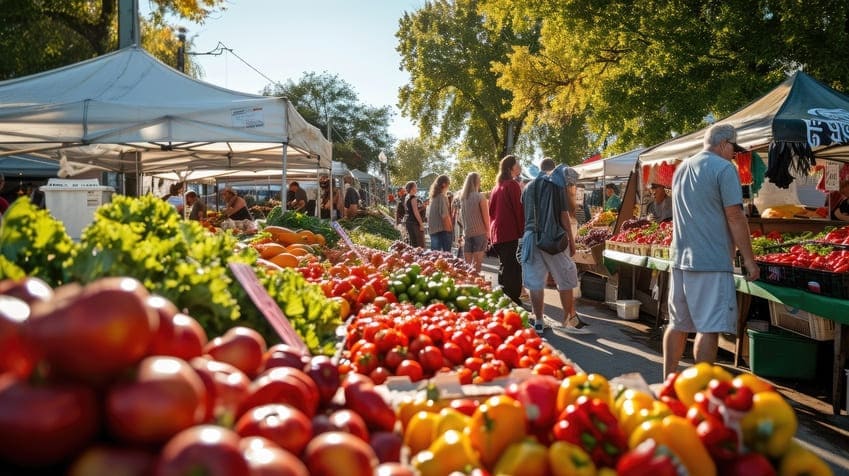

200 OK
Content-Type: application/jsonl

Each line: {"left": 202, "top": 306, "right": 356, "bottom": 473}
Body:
{"left": 68, "top": 445, "right": 156, "bottom": 476}
{"left": 0, "top": 276, "right": 53, "bottom": 303}
{"left": 106, "top": 356, "right": 206, "bottom": 445}
{"left": 240, "top": 436, "right": 309, "bottom": 476}
{"left": 262, "top": 343, "right": 310, "bottom": 372}
{"left": 190, "top": 356, "right": 250, "bottom": 424}
{"left": 0, "top": 295, "right": 36, "bottom": 378}
{"left": 239, "top": 367, "right": 319, "bottom": 418}
{"left": 327, "top": 409, "right": 370, "bottom": 441}
{"left": 369, "top": 431, "right": 403, "bottom": 463}
{"left": 307, "top": 355, "right": 341, "bottom": 406}
{"left": 147, "top": 295, "right": 208, "bottom": 361}
{"left": 375, "top": 462, "right": 416, "bottom": 476}
{"left": 235, "top": 404, "right": 312, "bottom": 455}
{"left": 204, "top": 326, "right": 267, "bottom": 378}
{"left": 155, "top": 425, "right": 250, "bottom": 476}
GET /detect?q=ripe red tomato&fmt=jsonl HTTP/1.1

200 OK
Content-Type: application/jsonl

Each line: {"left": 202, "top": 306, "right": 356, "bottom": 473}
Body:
{"left": 384, "top": 346, "right": 407, "bottom": 371}
{"left": 106, "top": 356, "right": 207, "bottom": 445}
{"left": 0, "top": 276, "right": 54, "bottom": 304}
{"left": 235, "top": 403, "right": 313, "bottom": 455}
{"left": 25, "top": 277, "right": 157, "bottom": 383}
{"left": 0, "top": 375, "right": 99, "bottom": 467}
{"left": 478, "top": 362, "right": 500, "bottom": 382}
{"left": 441, "top": 341, "right": 465, "bottom": 366}
{"left": 204, "top": 326, "right": 268, "bottom": 378}
{"left": 495, "top": 343, "right": 520, "bottom": 367}
{"left": 395, "top": 359, "right": 424, "bottom": 382}
{"left": 156, "top": 425, "right": 250, "bottom": 476}
{"left": 464, "top": 356, "right": 484, "bottom": 373}
{"left": 417, "top": 345, "right": 444, "bottom": 373}
{"left": 370, "top": 366, "right": 390, "bottom": 385}
{"left": 408, "top": 334, "right": 433, "bottom": 356}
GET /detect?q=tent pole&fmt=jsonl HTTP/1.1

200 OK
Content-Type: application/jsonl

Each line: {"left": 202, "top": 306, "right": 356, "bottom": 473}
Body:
{"left": 281, "top": 146, "right": 289, "bottom": 212}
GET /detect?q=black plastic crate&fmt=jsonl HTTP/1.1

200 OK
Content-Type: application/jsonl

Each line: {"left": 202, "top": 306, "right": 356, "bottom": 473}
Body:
{"left": 580, "top": 272, "right": 607, "bottom": 301}
{"left": 756, "top": 261, "right": 798, "bottom": 288}
{"left": 797, "top": 268, "right": 849, "bottom": 299}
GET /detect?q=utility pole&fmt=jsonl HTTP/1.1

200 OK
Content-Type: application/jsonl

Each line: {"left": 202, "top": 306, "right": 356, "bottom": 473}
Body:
{"left": 176, "top": 27, "right": 187, "bottom": 73}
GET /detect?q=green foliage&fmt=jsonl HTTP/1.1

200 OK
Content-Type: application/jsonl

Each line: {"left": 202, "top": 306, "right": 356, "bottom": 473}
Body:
{"left": 264, "top": 207, "right": 338, "bottom": 247}
{"left": 338, "top": 214, "right": 401, "bottom": 241}
{"left": 0, "top": 198, "right": 77, "bottom": 284}
{"left": 479, "top": 0, "right": 849, "bottom": 154}
{"left": 262, "top": 72, "right": 394, "bottom": 171}
{"left": 390, "top": 138, "right": 433, "bottom": 185}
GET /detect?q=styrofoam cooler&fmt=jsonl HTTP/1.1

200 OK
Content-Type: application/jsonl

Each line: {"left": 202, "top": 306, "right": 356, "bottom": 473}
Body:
{"left": 41, "top": 178, "right": 114, "bottom": 241}
{"left": 616, "top": 299, "right": 641, "bottom": 320}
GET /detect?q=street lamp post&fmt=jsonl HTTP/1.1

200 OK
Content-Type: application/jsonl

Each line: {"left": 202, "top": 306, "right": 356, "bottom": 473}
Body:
{"left": 176, "top": 27, "right": 187, "bottom": 73}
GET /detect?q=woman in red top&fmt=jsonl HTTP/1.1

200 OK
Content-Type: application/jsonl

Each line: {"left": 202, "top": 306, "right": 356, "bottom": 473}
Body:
{"left": 488, "top": 155, "right": 525, "bottom": 306}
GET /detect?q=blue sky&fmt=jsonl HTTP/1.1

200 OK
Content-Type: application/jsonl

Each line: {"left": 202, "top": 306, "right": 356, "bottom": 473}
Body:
{"left": 171, "top": 0, "right": 423, "bottom": 140}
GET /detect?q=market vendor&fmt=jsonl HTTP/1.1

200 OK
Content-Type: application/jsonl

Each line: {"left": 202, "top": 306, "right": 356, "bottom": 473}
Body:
{"left": 646, "top": 183, "right": 672, "bottom": 222}
{"left": 603, "top": 183, "right": 621, "bottom": 211}
{"left": 221, "top": 186, "right": 252, "bottom": 220}
{"left": 287, "top": 181, "right": 307, "bottom": 212}
{"left": 185, "top": 191, "right": 207, "bottom": 221}
{"left": 830, "top": 179, "right": 849, "bottom": 221}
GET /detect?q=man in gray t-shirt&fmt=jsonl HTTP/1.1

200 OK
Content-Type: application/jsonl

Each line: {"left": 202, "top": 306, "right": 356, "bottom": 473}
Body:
{"left": 645, "top": 183, "right": 672, "bottom": 222}
{"left": 664, "top": 123, "right": 760, "bottom": 379}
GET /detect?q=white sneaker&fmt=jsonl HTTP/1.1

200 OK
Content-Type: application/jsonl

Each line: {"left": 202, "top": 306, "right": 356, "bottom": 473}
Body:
{"left": 546, "top": 315, "right": 591, "bottom": 334}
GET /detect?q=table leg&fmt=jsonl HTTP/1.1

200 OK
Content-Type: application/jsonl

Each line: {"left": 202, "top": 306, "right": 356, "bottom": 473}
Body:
{"left": 734, "top": 293, "right": 752, "bottom": 368}
{"left": 832, "top": 323, "right": 848, "bottom": 415}
{"left": 654, "top": 271, "right": 667, "bottom": 329}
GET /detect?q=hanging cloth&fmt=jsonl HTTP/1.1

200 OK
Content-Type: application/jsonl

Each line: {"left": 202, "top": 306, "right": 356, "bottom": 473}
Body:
{"left": 750, "top": 151, "right": 767, "bottom": 195}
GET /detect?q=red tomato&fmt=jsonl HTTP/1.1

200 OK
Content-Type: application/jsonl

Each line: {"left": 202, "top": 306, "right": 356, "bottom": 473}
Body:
{"left": 106, "top": 356, "right": 207, "bottom": 445}
{"left": 156, "top": 425, "right": 250, "bottom": 476}
{"left": 204, "top": 326, "right": 268, "bottom": 378}
{"left": 501, "top": 310, "right": 523, "bottom": 331}
{"left": 464, "top": 356, "right": 484, "bottom": 373}
{"left": 239, "top": 367, "right": 319, "bottom": 418}
{"left": 24, "top": 277, "right": 157, "bottom": 383}
{"left": 478, "top": 362, "right": 500, "bottom": 382}
{"left": 473, "top": 343, "right": 495, "bottom": 359}
{"left": 0, "top": 276, "right": 54, "bottom": 304}
{"left": 0, "top": 375, "right": 99, "bottom": 467}
{"left": 495, "top": 343, "right": 520, "bottom": 367}
{"left": 408, "top": 334, "right": 434, "bottom": 356}
{"left": 449, "top": 398, "right": 480, "bottom": 416}
{"left": 450, "top": 331, "right": 474, "bottom": 356}
{"left": 235, "top": 403, "right": 313, "bottom": 455}
{"left": 457, "top": 367, "right": 474, "bottom": 385}
{"left": 417, "top": 345, "right": 444, "bottom": 373}
{"left": 441, "top": 341, "right": 465, "bottom": 366}
{"left": 384, "top": 346, "right": 408, "bottom": 371}
{"left": 395, "top": 359, "right": 424, "bottom": 382}
{"left": 370, "top": 366, "right": 390, "bottom": 385}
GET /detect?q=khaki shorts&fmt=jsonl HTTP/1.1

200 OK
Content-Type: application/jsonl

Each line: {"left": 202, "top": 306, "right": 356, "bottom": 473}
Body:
{"left": 522, "top": 244, "right": 578, "bottom": 291}
{"left": 668, "top": 268, "right": 737, "bottom": 333}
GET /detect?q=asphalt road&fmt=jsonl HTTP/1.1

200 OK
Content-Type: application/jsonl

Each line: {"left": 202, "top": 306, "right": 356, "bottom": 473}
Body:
{"left": 479, "top": 256, "right": 849, "bottom": 475}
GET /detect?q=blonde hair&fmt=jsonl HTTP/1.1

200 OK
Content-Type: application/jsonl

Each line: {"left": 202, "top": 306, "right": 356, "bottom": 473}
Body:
{"left": 460, "top": 172, "right": 480, "bottom": 200}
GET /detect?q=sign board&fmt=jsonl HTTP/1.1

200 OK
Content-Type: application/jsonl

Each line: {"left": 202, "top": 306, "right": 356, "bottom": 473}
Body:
{"left": 825, "top": 161, "right": 840, "bottom": 191}
{"left": 229, "top": 262, "right": 310, "bottom": 356}
{"left": 231, "top": 107, "right": 265, "bottom": 129}
{"left": 331, "top": 220, "right": 366, "bottom": 262}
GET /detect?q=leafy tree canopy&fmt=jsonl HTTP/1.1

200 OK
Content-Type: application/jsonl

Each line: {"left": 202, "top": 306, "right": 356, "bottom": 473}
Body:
{"left": 0, "top": 0, "right": 226, "bottom": 80}
{"left": 479, "top": 0, "right": 849, "bottom": 154}
{"left": 263, "top": 72, "right": 394, "bottom": 172}
{"left": 389, "top": 137, "right": 448, "bottom": 186}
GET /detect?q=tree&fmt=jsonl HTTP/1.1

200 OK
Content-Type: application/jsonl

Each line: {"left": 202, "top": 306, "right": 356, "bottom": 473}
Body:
{"left": 263, "top": 72, "right": 394, "bottom": 171}
{"left": 389, "top": 137, "right": 448, "bottom": 185}
{"left": 0, "top": 0, "right": 226, "bottom": 80}
{"left": 396, "top": 0, "right": 540, "bottom": 162}
{"left": 480, "top": 0, "right": 849, "bottom": 153}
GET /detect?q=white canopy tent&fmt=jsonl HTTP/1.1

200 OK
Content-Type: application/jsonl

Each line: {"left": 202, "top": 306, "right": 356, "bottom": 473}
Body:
{"left": 0, "top": 46, "right": 331, "bottom": 193}
{"left": 572, "top": 148, "right": 644, "bottom": 180}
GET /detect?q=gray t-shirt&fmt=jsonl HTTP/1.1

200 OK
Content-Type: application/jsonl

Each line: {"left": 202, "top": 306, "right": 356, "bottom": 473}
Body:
{"left": 427, "top": 194, "right": 450, "bottom": 233}
{"left": 460, "top": 192, "right": 487, "bottom": 237}
{"left": 671, "top": 150, "right": 743, "bottom": 272}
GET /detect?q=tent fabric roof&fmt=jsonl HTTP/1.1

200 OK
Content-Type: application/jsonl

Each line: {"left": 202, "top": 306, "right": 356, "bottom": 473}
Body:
{"left": 0, "top": 155, "right": 59, "bottom": 175}
{"left": 572, "top": 148, "right": 644, "bottom": 179}
{"left": 639, "top": 72, "right": 849, "bottom": 166}
{"left": 0, "top": 46, "right": 331, "bottom": 173}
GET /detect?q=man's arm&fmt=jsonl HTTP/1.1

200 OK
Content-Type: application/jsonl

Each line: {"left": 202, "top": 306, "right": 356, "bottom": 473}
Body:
{"left": 724, "top": 204, "right": 760, "bottom": 281}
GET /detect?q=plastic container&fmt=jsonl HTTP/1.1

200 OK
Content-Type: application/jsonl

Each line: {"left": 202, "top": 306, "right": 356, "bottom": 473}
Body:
{"left": 41, "top": 178, "right": 114, "bottom": 241}
{"left": 768, "top": 301, "right": 835, "bottom": 341}
{"left": 605, "top": 282, "right": 618, "bottom": 310}
{"left": 615, "top": 299, "right": 641, "bottom": 320}
{"left": 747, "top": 328, "right": 817, "bottom": 379}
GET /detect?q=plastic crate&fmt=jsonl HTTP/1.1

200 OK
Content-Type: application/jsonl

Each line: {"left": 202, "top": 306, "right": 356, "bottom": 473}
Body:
{"left": 768, "top": 301, "right": 835, "bottom": 341}
{"left": 796, "top": 268, "right": 849, "bottom": 299}
{"left": 747, "top": 328, "right": 817, "bottom": 379}
{"left": 580, "top": 272, "right": 606, "bottom": 301}
{"left": 756, "top": 261, "right": 798, "bottom": 288}
{"left": 616, "top": 299, "right": 641, "bottom": 320}
{"left": 650, "top": 246, "right": 670, "bottom": 259}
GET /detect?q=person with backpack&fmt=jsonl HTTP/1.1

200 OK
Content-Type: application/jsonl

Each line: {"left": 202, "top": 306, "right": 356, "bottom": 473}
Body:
{"left": 520, "top": 158, "right": 588, "bottom": 334}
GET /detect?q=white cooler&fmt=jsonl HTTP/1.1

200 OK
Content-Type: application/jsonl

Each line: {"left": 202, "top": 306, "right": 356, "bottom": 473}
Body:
{"left": 41, "top": 178, "right": 114, "bottom": 240}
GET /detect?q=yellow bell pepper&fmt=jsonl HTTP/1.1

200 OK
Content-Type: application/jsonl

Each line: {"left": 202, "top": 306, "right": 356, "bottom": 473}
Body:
{"left": 673, "top": 363, "right": 732, "bottom": 407}
{"left": 548, "top": 441, "right": 596, "bottom": 476}
{"left": 741, "top": 391, "right": 798, "bottom": 458}
{"left": 619, "top": 399, "right": 673, "bottom": 437}
{"left": 436, "top": 407, "right": 472, "bottom": 436}
{"left": 629, "top": 415, "right": 716, "bottom": 476}
{"left": 597, "top": 469, "right": 617, "bottom": 476}
{"left": 468, "top": 394, "right": 527, "bottom": 469}
{"left": 404, "top": 410, "right": 441, "bottom": 455}
{"left": 412, "top": 429, "right": 480, "bottom": 476}
{"left": 396, "top": 384, "right": 443, "bottom": 430}
{"left": 613, "top": 388, "right": 655, "bottom": 416}
{"left": 557, "top": 373, "right": 611, "bottom": 413}
{"left": 494, "top": 439, "right": 550, "bottom": 476}
{"left": 778, "top": 441, "right": 833, "bottom": 476}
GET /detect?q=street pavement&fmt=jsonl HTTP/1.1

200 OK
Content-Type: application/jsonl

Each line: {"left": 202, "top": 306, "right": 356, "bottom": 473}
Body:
{"left": 479, "top": 256, "right": 849, "bottom": 475}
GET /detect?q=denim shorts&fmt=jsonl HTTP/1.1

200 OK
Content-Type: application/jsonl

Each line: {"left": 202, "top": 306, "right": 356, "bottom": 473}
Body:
{"left": 464, "top": 234, "right": 487, "bottom": 253}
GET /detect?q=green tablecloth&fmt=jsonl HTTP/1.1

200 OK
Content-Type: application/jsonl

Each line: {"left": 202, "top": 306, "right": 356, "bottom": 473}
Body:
{"left": 603, "top": 250, "right": 849, "bottom": 325}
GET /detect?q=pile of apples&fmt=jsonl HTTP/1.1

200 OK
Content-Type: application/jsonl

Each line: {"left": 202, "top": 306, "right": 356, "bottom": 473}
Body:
{"left": 0, "top": 276, "right": 407, "bottom": 476}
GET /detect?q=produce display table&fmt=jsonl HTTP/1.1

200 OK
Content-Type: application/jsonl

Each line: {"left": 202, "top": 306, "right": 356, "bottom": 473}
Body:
{"left": 604, "top": 249, "right": 849, "bottom": 415}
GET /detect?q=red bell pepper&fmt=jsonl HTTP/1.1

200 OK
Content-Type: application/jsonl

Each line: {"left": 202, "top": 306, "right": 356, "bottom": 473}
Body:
{"left": 707, "top": 379, "right": 754, "bottom": 412}
{"left": 552, "top": 396, "right": 627, "bottom": 469}
{"left": 696, "top": 418, "right": 739, "bottom": 462}
{"left": 616, "top": 439, "right": 679, "bottom": 476}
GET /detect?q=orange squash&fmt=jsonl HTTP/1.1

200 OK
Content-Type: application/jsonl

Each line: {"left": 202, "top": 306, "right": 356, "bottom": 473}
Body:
{"left": 256, "top": 242, "right": 287, "bottom": 259}
{"left": 263, "top": 225, "right": 297, "bottom": 240}
{"left": 269, "top": 252, "right": 299, "bottom": 268}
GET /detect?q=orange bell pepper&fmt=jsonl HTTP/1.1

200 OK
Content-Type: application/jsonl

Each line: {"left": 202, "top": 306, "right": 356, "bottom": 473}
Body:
{"left": 548, "top": 441, "right": 596, "bottom": 476}
{"left": 468, "top": 394, "right": 527, "bottom": 469}
{"left": 629, "top": 415, "right": 716, "bottom": 476}
{"left": 412, "top": 429, "right": 480, "bottom": 476}
{"left": 404, "top": 410, "right": 441, "bottom": 455}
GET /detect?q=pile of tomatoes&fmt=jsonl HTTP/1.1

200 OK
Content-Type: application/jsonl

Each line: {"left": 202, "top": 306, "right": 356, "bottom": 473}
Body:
{"left": 340, "top": 301, "right": 577, "bottom": 385}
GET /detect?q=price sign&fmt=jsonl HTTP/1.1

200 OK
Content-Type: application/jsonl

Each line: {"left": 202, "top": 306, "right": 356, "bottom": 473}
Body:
{"left": 331, "top": 220, "right": 366, "bottom": 262}
{"left": 825, "top": 161, "right": 840, "bottom": 191}
{"left": 229, "top": 262, "right": 310, "bottom": 356}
